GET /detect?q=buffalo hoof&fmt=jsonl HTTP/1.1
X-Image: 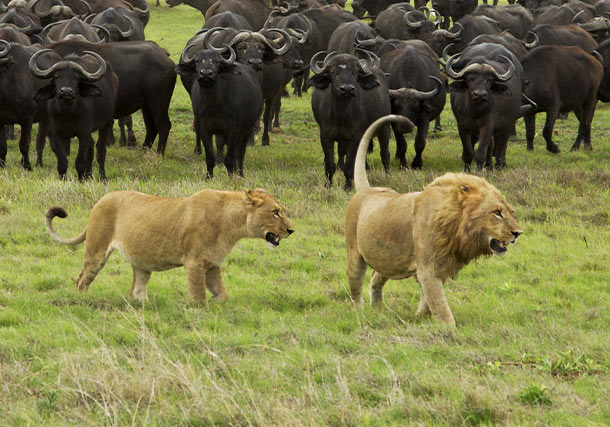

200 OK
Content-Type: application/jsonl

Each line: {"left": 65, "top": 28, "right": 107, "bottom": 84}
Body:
{"left": 411, "top": 160, "right": 423, "bottom": 170}
{"left": 434, "top": 125, "right": 442, "bottom": 132}
{"left": 527, "top": 142, "right": 534, "bottom": 151}
{"left": 36, "top": 159, "right": 43, "bottom": 168}
{"left": 20, "top": 159, "right": 32, "bottom": 171}
{"left": 0, "top": 159, "right": 5, "bottom": 168}
{"left": 547, "top": 143, "right": 560, "bottom": 154}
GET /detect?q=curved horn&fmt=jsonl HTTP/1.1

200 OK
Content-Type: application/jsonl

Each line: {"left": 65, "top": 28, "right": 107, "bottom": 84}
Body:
{"left": 410, "top": 76, "right": 443, "bottom": 100}
{"left": 356, "top": 48, "right": 379, "bottom": 73}
{"left": 31, "top": 0, "right": 54, "bottom": 18}
{"left": 429, "top": 8, "right": 441, "bottom": 26}
{"left": 202, "top": 27, "right": 229, "bottom": 52}
{"left": 572, "top": 10, "right": 585, "bottom": 23}
{"left": 261, "top": 27, "right": 292, "bottom": 55}
{"left": 84, "top": 12, "right": 96, "bottom": 23}
{"left": 0, "top": 39, "right": 11, "bottom": 57}
{"left": 39, "top": 20, "right": 62, "bottom": 44}
{"left": 441, "top": 42, "right": 454, "bottom": 62}
{"left": 287, "top": 28, "right": 307, "bottom": 44}
{"left": 524, "top": 31, "right": 539, "bottom": 48}
{"left": 445, "top": 52, "right": 464, "bottom": 79}
{"left": 79, "top": 0, "right": 91, "bottom": 15}
{"left": 92, "top": 24, "right": 111, "bottom": 42}
{"left": 73, "top": 50, "right": 106, "bottom": 81}
{"left": 263, "top": 8, "right": 281, "bottom": 29}
{"left": 492, "top": 55, "right": 515, "bottom": 82}
{"left": 592, "top": 50, "right": 604, "bottom": 65}
{"left": 310, "top": 50, "right": 336, "bottom": 74}
{"left": 418, "top": 6, "right": 430, "bottom": 18}
{"left": 220, "top": 44, "right": 236, "bottom": 65}
{"left": 28, "top": 48, "right": 58, "bottom": 78}
{"left": 439, "top": 22, "right": 462, "bottom": 39}
{"left": 180, "top": 43, "right": 198, "bottom": 63}
{"left": 133, "top": 2, "right": 149, "bottom": 19}
{"left": 404, "top": 11, "right": 422, "bottom": 28}
{"left": 118, "top": 13, "right": 137, "bottom": 38}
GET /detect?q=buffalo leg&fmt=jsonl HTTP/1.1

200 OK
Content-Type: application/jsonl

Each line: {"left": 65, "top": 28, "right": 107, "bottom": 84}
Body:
{"left": 261, "top": 97, "right": 273, "bottom": 146}
{"left": 36, "top": 120, "right": 49, "bottom": 167}
{"left": 223, "top": 131, "right": 239, "bottom": 176}
{"left": 51, "top": 135, "right": 70, "bottom": 179}
{"left": 493, "top": 130, "right": 510, "bottom": 169}
{"left": 119, "top": 115, "right": 137, "bottom": 147}
{"left": 320, "top": 132, "right": 336, "bottom": 188}
{"left": 337, "top": 140, "right": 346, "bottom": 171}
{"left": 5, "top": 124, "right": 15, "bottom": 141}
{"left": 75, "top": 134, "right": 94, "bottom": 181}
{"left": 475, "top": 125, "right": 494, "bottom": 171}
{"left": 524, "top": 112, "right": 536, "bottom": 151}
{"left": 411, "top": 119, "right": 429, "bottom": 170}
{"left": 392, "top": 123, "right": 408, "bottom": 169}
{"left": 97, "top": 122, "right": 112, "bottom": 181}
{"left": 542, "top": 108, "right": 561, "bottom": 153}
{"left": 141, "top": 107, "right": 159, "bottom": 152}
{"left": 378, "top": 129, "right": 391, "bottom": 174}
{"left": 273, "top": 96, "right": 281, "bottom": 129}
{"left": 343, "top": 141, "right": 358, "bottom": 191}
{"left": 433, "top": 115, "right": 442, "bottom": 132}
{"left": 0, "top": 126, "right": 6, "bottom": 168}
{"left": 458, "top": 126, "right": 474, "bottom": 171}
{"left": 150, "top": 105, "right": 171, "bottom": 156}
{"left": 18, "top": 120, "right": 33, "bottom": 170}
{"left": 200, "top": 128, "right": 215, "bottom": 179}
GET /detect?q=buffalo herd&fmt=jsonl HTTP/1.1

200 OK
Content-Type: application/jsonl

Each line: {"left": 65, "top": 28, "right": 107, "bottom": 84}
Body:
{"left": 1, "top": 0, "right": 609, "bottom": 188}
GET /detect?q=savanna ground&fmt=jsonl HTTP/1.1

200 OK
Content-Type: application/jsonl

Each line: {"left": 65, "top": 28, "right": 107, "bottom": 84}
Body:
{"left": 1, "top": 2, "right": 610, "bottom": 425}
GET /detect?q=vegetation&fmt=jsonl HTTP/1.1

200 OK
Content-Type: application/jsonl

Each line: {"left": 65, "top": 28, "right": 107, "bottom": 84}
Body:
{"left": 1, "top": 3, "right": 609, "bottom": 425}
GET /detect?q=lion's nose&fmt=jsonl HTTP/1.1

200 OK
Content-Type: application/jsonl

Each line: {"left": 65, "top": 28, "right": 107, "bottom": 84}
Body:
{"left": 287, "top": 229, "right": 294, "bottom": 235}
{"left": 511, "top": 230, "right": 522, "bottom": 238}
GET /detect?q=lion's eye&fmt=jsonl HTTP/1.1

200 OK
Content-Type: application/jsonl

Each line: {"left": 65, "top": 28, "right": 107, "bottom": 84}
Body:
{"left": 273, "top": 209, "right": 280, "bottom": 217}
{"left": 494, "top": 210, "right": 503, "bottom": 218}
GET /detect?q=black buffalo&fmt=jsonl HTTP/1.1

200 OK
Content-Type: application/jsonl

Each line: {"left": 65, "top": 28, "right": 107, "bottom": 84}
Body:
{"left": 386, "top": 45, "right": 446, "bottom": 169}
{"left": 522, "top": 45, "right": 603, "bottom": 151}
{"left": 472, "top": 4, "right": 533, "bottom": 39}
{"left": 205, "top": 0, "right": 271, "bottom": 30}
{"left": 446, "top": 43, "right": 524, "bottom": 170}
{"left": 309, "top": 52, "right": 391, "bottom": 190}
{"left": 30, "top": 49, "right": 118, "bottom": 179}
{"left": 526, "top": 23, "right": 598, "bottom": 52}
{"left": 177, "top": 45, "right": 263, "bottom": 177}
{"left": 430, "top": 15, "right": 501, "bottom": 57}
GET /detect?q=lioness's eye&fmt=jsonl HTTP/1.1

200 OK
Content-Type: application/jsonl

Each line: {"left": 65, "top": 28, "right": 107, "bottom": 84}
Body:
{"left": 494, "top": 210, "right": 503, "bottom": 218}
{"left": 273, "top": 209, "right": 280, "bottom": 217}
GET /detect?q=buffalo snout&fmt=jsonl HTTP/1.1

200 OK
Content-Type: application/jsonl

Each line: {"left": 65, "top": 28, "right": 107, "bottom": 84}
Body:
{"left": 338, "top": 84, "right": 356, "bottom": 96}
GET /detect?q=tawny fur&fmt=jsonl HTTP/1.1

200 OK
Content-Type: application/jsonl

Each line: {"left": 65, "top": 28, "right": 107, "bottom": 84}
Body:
{"left": 46, "top": 189, "right": 294, "bottom": 303}
{"left": 346, "top": 115, "right": 523, "bottom": 328}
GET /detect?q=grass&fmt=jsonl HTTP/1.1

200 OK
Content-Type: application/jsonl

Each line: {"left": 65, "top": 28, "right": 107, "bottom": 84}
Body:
{"left": 1, "top": 2, "right": 610, "bottom": 425}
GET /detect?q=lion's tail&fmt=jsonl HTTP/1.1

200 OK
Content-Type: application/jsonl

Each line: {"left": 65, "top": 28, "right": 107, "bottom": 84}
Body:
{"left": 354, "top": 115, "right": 415, "bottom": 192}
{"left": 45, "top": 207, "right": 87, "bottom": 246}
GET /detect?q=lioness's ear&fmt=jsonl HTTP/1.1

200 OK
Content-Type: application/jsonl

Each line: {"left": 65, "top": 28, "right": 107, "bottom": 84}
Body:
{"left": 243, "top": 189, "right": 264, "bottom": 207}
{"left": 460, "top": 185, "right": 469, "bottom": 193}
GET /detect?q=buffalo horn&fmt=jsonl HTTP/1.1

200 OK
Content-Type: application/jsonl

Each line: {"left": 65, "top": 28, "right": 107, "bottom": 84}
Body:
{"left": 220, "top": 44, "right": 236, "bottom": 65}
{"left": 261, "top": 27, "right": 292, "bottom": 55}
{"left": 310, "top": 50, "right": 336, "bottom": 74}
{"left": 92, "top": 24, "right": 111, "bottom": 42}
{"left": 524, "top": 31, "right": 538, "bottom": 48}
{"left": 572, "top": 10, "right": 585, "bottom": 23}
{"left": 404, "top": 11, "right": 421, "bottom": 28}
{"left": 119, "top": 14, "right": 137, "bottom": 38}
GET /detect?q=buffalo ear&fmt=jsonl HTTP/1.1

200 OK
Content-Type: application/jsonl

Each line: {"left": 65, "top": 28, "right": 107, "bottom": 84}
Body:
{"left": 357, "top": 72, "right": 380, "bottom": 90}
{"left": 491, "top": 82, "right": 511, "bottom": 96}
{"left": 448, "top": 80, "right": 467, "bottom": 93}
{"left": 175, "top": 63, "right": 194, "bottom": 76}
{"left": 34, "top": 83, "right": 55, "bottom": 102}
{"left": 308, "top": 72, "right": 330, "bottom": 90}
{"left": 79, "top": 82, "right": 102, "bottom": 97}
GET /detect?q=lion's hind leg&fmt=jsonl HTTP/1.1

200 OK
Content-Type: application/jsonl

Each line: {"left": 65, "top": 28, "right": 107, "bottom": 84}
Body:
{"left": 347, "top": 252, "right": 367, "bottom": 306}
{"left": 370, "top": 271, "right": 389, "bottom": 305}
{"left": 130, "top": 266, "right": 151, "bottom": 302}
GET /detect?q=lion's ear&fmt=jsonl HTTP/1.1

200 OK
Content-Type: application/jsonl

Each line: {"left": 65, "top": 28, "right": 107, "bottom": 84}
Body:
{"left": 243, "top": 189, "right": 264, "bottom": 207}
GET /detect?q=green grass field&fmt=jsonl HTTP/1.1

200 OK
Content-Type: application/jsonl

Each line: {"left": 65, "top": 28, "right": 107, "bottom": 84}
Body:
{"left": 1, "top": 3, "right": 610, "bottom": 425}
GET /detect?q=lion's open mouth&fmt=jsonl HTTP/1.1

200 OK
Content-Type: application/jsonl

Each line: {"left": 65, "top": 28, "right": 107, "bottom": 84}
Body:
{"left": 490, "top": 238, "right": 508, "bottom": 254}
{"left": 265, "top": 232, "right": 281, "bottom": 247}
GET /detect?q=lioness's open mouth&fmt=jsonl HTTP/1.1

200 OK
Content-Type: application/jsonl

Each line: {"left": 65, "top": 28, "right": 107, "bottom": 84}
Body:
{"left": 265, "top": 232, "right": 281, "bottom": 247}
{"left": 490, "top": 238, "right": 508, "bottom": 254}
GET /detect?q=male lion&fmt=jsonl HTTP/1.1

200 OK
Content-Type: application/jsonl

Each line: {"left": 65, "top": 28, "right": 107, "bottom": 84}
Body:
{"left": 346, "top": 115, "right": 523, "bottom": 328}
{"left": 46, "top": 189, "right": 294, "bottom": 303}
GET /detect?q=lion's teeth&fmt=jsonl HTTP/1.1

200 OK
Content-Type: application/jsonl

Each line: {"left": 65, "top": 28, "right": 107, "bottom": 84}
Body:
{"left": 267, "top": 242, "right": 277, "bottom": 250}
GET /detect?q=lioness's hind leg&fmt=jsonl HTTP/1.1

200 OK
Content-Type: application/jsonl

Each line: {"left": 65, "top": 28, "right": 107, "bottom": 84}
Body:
{"left": 347, "top": 253, "right": 367, "bottom": 306}
{"left": 205, "top": 267, "right": 228, "bottom": 302}
{"left": 76, "top": 246, "right": 113, "bottom": 291}
{"left": 370, "top": 271, "right": 388, "bottom": 305}
{"left": 131, "top": 267, "right": 151, "bottom": 302}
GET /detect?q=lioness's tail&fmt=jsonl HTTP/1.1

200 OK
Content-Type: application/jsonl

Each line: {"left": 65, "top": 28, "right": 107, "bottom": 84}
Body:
{"left": 45, "top": 207, "right": 87, "bottom": 245}
{"left": 354, "top": 115, "right": 415, "bottom": 192}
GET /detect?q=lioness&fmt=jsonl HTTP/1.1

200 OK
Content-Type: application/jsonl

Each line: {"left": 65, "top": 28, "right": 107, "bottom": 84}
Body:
{"left": 346, "top": 115, "right": 523, "bottom": 328}
{"left": 46, "top": 189, "right": 294, "bottom": 303}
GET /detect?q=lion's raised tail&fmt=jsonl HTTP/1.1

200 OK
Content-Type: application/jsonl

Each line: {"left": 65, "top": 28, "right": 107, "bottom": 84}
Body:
{"left": 354, "top": 115, "right": 415, "bottom": 192}
{"left": 45, "top": 207, "right": 87, "bottom": 245}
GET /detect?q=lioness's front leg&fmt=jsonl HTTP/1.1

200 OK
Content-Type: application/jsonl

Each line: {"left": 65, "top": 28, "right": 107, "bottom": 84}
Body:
{"left": 415, "top": 278, "right": 431, "bottom": 317}
{"left": 205, "top": 266, "right": 228, "bottom": 302}
{"left": 130, "top": 266, "right": 151, "bottom": 302}
{"left": 370, "top": 271, "right": 388, "bottom": 305}
{"left": 184, "top": 261, "right": 208, "bottom": 305}
{"left": 416, "top": 269, "right": 455, "bottom": 328}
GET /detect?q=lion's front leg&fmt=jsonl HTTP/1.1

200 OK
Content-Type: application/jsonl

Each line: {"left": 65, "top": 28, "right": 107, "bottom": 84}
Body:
{"left": 205, "top": 266, "right": 228, "bottom": 302}
{"left": 184, "top": 261, "right": 208, "bottom": 305}
{"left": 415, "top": 278, "right": 431, "bottom": 317}
{"left": 416, "top": 270, "right": 455, "bottom": 328}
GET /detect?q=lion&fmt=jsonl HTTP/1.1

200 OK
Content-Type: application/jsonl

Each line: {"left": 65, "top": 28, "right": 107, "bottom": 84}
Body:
{"left": 346, "top": 115, "right": 523, "bottom": 328}
{"left": 45, "top": 189, "right": 294, "bottom": 304}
